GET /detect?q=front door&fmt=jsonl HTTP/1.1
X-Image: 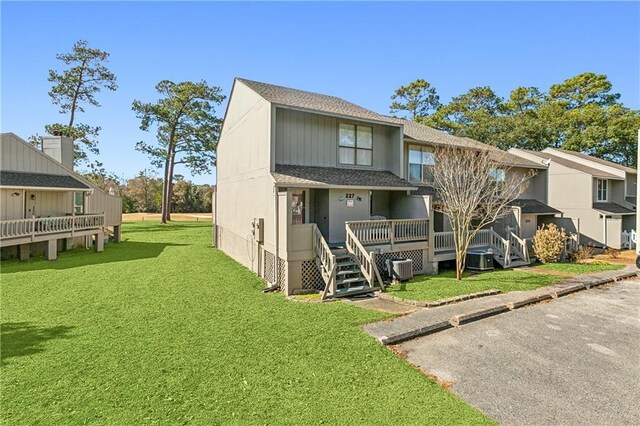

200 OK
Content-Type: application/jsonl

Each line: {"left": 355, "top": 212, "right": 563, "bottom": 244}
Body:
{"left": 25, "top": 191, "right": 36, "bottom": 218}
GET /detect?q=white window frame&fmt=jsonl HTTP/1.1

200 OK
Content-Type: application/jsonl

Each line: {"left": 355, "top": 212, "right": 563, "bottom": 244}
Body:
{"left": 489, "top": 168, "right": 506, "bottom": 196}
{"left": 338, "top": 123, "right": 373, "bottom": 166}
{"left": 407, "top": 146, "right": 436, "bottom": 184}
{"left": 74, "top": 192, "right": 85, "bottom": 214}
{"left": 596, "top": 179, "right": 608, "bottom": 202}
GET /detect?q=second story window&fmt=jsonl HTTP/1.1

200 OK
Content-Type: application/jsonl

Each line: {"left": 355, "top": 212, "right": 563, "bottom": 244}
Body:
{"left": 597, "top": 179, "right": 608, "bottom": 202}
{"left": 489, "top": 168, "right": 505, "bottom": 196}
{"left": 339, "top": 123, "right": 372, "bottom": 166}
{"left": 408, "top": 147, "right": 435, "bottom": 184}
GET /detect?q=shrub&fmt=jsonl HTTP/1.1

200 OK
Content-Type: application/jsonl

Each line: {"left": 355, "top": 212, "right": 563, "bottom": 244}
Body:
{"left": 570, "top": 245, "right": 594, "bottom": 263}
{"left": 606, "top": 248, "right": 620, "bottom": 259}
{"left": 532, "top": 223, "right": 566, "bottom": 264}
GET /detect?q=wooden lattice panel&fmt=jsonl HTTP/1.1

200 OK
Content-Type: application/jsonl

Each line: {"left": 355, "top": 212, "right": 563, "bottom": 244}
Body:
{"left": 375, "top": 249, "right": 424, "bottom": 274}
{"left": 301, "top": 260, "right": 325, "bottom": 290}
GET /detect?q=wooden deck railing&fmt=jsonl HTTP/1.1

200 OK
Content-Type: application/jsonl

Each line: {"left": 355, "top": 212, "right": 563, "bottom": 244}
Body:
{"left": 508, "top": 231, "right": 529, "bottom": 264}
{"left": 621, "top": 230, "right": 636, "bottom": 249}
{"left": 313, "top": 224, "right": 337, "bottom": 299}
{"left": 345, "top": 219, "right": 429, "bottom": 247}
{"left": 0, "top": 214, "right": 105, "bottom": 240}
{"left": 434, "top": 228, "right": 492, "bottom": 252}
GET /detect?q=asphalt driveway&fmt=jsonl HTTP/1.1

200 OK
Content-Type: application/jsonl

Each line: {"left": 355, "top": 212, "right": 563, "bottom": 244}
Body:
{"left": 398, "top": 280, "right": 640, "bottom": 425}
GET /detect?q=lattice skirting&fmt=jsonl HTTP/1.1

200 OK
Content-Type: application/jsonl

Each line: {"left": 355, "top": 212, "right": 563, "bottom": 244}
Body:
{"left": 375, "top": 249, "right": 424, "bottom": 274}
{"left": 263, "top": 251, "right": 287, "bottom": 292}
{"left": 301, "top": 260, "right": 325, "bottom": 291}
{"left": 264, "top": 251, "right": 275, "bottom": 283}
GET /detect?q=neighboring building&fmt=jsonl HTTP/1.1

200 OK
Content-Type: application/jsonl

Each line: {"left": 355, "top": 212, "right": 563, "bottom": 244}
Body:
{"left": 215, "top": 79, "right": 557, "bottom": 298}
{"left": 509, "top": 147, "right": 636, "bottom": 249}
{"left": 0, "top": 133, "right": 123, "bottom": 260}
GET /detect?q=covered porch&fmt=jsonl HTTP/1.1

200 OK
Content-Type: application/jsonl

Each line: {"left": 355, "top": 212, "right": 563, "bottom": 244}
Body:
{"left": 0, "top": 171, "right": 107, "bottom": 260}
{"left": 271, "top": 165, "right": 433, "bottom": 297}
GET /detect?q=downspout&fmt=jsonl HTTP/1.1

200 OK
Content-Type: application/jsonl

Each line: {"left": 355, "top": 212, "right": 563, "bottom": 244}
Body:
{"left": 602, "top": 213, "right": 607, "bottom": 248}
{"left": 273, "top": 183, "right": 279, "bottom": 287}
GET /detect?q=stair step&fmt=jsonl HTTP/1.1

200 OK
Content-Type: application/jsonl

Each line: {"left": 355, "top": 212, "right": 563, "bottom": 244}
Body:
{"left": 334, "top": 284, "right": 374, "bottom": 297}
{"left": 337, "top": 276, "right": 366, "bottom": 286}
{"left": 336, "top": 261, "right": 359, "bottom": 268}
{"left": 335, "top": 254, "right": 354, "bottom": 261}
{"left": 336, "top": 269, "right": 361, "bottom": 276}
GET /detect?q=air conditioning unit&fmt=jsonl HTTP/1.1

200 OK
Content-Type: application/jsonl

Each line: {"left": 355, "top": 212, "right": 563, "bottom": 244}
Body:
{"left": 466, "top": 250, "right": 494, "bottom": 271}
{"left": 386, "top": 258, "right": 413, "bottom": 282}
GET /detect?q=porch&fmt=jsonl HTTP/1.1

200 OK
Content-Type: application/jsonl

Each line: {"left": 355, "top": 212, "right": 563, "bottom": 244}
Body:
{"left": 0, "top": 213, "right": 106, "bottom": 259}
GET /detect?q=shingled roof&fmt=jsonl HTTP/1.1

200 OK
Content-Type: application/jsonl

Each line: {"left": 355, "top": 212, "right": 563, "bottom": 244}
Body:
{"left": 272, "top": 165, "right": 416, "bottom": 190}
{"left": 509, "top": 199, "right": 562, "bottom": 215}
{"left": 237, "top": 78, "right": 396, "bottom": 125}
{"left": 522, "top": 151, "right": 622, "bottom": 179}
{"left": 592, "top": 202, "right": 635, "bottom": 215}
{"left": 551, "top": 148, "right": 636, "bottom": 174}
{"left": 0, "top": 171, "right": 89, "bottom": 190}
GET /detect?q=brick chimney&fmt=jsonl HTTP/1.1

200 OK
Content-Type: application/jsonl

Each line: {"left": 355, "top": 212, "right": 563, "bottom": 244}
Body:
{"left": 42, "top": 135, "right": 74, "bottom": 170}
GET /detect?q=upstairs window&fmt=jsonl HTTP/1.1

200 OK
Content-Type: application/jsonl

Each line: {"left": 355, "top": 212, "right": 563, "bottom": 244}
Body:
{"left": 597, "top": 179, "right": 608, "bottom": 202}
{"left": 74, "top": 192, "right": 85, "bottom": 214}
{"left": 408, "top": 147, "right": 435, "bottom": 184}
{"left": 489, "top": 168, "right": 505, "bottom": 196}
{"left": 339, "top": 123, "right": 372, "bottom": 166}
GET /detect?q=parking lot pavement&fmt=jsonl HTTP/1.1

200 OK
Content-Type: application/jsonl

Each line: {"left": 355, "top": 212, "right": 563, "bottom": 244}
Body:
{"left": 398, "top": 280, "right": 640, "bottom": 425}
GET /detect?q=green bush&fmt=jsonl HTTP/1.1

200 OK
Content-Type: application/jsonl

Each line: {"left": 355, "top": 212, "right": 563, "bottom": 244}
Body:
{"left": 533, "top": 223, "right": 566, "bottom": 264}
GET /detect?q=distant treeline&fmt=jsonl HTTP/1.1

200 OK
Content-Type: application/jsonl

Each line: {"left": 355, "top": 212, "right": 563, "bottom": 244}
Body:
{"left": 83, "top": 168, "right": 213, "bottom": 214}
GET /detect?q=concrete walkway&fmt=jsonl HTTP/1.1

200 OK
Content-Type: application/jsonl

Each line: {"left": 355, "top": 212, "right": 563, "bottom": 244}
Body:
{"left": 364, "top": 265, "right": 638, "bottom": 345}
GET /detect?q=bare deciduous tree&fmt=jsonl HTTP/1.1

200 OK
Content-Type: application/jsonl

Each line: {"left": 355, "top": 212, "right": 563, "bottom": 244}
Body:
{"left": 432, "top": 145, "right": 532, "bottom": 280}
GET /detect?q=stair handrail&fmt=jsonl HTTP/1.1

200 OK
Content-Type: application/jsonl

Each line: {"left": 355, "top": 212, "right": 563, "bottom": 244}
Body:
{"left": 313, "top": 224, "right": 337, "bottom": 299}
{"left": 509, "top": 231, "right": 529, "bottom": 263}
{"left": 490, "top": 228, "right": 511, "bottom": 267}
{"left": 345, "top": 224, "right": 385, "bottom": 290}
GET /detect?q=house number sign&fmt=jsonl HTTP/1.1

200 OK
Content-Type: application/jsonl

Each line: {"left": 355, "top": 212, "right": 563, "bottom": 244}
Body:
{"left": 338, "top": 193, "right": 361, "bottom": 207}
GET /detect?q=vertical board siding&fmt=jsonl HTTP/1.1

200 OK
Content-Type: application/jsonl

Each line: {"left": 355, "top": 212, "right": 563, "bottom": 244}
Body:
{"left": 274, "top": 108, "right": 399, "bottom": 171}
{"left": 2, "top": 133, "right": 123, "bottom": 226}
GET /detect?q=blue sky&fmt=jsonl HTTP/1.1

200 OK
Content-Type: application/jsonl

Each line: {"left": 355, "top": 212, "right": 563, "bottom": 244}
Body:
{"left": 2, "top": 1, "right": 638, "bottom": 184}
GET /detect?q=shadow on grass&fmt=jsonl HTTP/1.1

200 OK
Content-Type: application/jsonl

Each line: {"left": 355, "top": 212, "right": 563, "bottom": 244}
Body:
{"left": 1, "top": 322, "right": 74, "bottom": 366}
{"left": 1, "top": 241, "right": 187, "bottom": 273}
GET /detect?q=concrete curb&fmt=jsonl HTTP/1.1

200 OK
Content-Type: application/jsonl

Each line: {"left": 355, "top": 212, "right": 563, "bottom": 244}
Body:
{"left": 381, "top": 321, "right": 453, "bottom": 345}
{"left": 377, "top": 289, "right": 501, "bottom": 308}
{"left": 377, "top": 269, "right": 639, "bottom": 345}
{"left": 450, "top": 305, "right": 511, "bottom": 327}
{"left": 507, "top": 293, "right": 554, "bottom": 310}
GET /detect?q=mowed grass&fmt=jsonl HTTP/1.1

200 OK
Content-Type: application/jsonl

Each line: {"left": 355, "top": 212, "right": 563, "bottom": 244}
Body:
{"left": 1, "top": 222, "right": 492, "bottom": 425}
{"left": 387, "top": 269, "right": 564, "bottom": 301}
{"left": 533, "top": 262, "right": 624, "bottom": 275}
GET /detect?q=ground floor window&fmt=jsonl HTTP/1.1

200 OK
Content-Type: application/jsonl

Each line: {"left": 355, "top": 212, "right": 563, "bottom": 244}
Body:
{"left": 74, "top": 192, "right": 85, "bottom": 214}
{"left": 291, "top": 190, "right": 306, "bottom": 224}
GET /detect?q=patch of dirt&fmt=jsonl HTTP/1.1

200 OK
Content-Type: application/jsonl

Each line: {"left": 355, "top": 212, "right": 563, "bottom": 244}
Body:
{"left": 590, "top": 250, "right": 636, "bottom": 265}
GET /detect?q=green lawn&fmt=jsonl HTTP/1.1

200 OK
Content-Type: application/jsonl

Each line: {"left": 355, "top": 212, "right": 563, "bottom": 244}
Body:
{"left": 386, "top": 270, "right": 564, "bottom": 302}
{"left": 532, "top": 262, "right": 625, "bottom": 275}
{"left": 1, "top": 222, "right": 492, "bottom": 425}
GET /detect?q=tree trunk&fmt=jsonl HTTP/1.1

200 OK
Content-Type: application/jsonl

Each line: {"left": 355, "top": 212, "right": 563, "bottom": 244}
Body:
{"left": 166, "top": 154, "right": 176, "bottom": 222}
{"left": 160, "top": 158, "right": 171, "bottom": 224}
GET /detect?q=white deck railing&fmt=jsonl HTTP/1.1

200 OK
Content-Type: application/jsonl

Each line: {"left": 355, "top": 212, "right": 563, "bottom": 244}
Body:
{"left": 621, "top": 229, "right": 636, "bottom": 249}
{"left": 345, "top": 219, "right": 429, "bottom": 247}
{"left": 0, "top": 214, "right": 105, "bottom": 240}
{"left": 434, "top": 228, "right": 492, "bottom": 252}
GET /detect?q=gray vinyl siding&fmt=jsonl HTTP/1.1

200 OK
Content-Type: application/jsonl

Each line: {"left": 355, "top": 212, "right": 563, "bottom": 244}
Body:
{"left": 511, "top": 167, "right": 547, "bottom": 201}
{"left": 274, "top": 107, "right": 401, "bottom": 172}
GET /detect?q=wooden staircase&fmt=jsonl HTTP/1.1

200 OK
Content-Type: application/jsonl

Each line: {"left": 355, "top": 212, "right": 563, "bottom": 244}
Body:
{"left": 332, "top": 249, "right": 374, "bottom": 297}
{"left": 490, "top": 229, "right": 530, "bottom": 269}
